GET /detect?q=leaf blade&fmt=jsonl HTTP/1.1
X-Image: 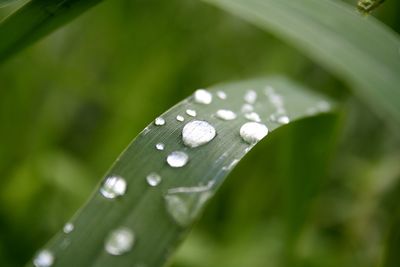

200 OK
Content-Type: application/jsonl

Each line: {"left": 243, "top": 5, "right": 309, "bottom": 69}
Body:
{"left": 202, "top": 0, "right": 400, "bottom": 125}
{"left": 26, "top": 77, "right": 335, "bottom": 267}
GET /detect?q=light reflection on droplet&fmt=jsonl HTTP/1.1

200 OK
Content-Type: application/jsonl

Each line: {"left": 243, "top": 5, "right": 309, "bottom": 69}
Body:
{"left": 154, "top": 117, "right": 166, "bottom": 126}
{"left": 186, "top": 109, "right": 197, "bottom": 117}
{"left": 146, "top": 173, "right": 162, "bottom": 187}
{"left": 155, "top": 143, "right": 165, "bottom": 151}
{"left": 239, "top": 122, "right": 269, "bottom": 144}
{"left": 33, "top": 250, "right": 54, "bottom": 267}
{"left": 100, "top": 176, "right": 127, "bottom": 199}
{"left": 194, "top": 89, "right": 212, "bottom": 104}
{"left": 215, "top": 109, "right": 237, "bottom": 121}
{"left": 105, "top": 227, "right": 135, "bottom": 256}
{"left": 167, "top": 151, "right": 189, "bottom": 168}
{"left": 182, "top": 120, "right": 216, "bottom": 148}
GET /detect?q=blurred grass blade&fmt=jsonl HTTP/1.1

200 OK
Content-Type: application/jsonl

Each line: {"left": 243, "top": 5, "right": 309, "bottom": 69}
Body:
{"left": 0, "top": 0, "right": 102, "bottom": 62}
{"left": 27, "top": 76, "right": 334, "bottom": 267}
{"left": 202, "top": 0, "right": 400, "bottom": 125}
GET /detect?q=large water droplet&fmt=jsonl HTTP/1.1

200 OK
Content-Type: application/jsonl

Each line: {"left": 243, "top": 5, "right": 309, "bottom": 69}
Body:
{"left": 167, "top": 151, "right": 189, "bottom": 168}
{"left": 100, "top": 176, "right": 127, "bottom": 199}
{"left": 240, "top": 122, "right": 269, "bottom": 144}
{"left": 146, "top": 173, "right": 162, "bottom": 187}
{"left": 105, "top": 227, "right": 135, "bottom": 256}
{"left": 216, "top": 90, "right": 227, "bottom": 100}
{"left": 165, "top": 189, "right": 213, "bottom": 226}
{"left": 176, "top": 115, "right": 184, "bottom": 122}
{"left": 154, "top": 117, "right": 165, "bottom": 126}
{"left": 155, "top": 143, "right": 165, "bottom": 151}
{"left": 194, "top": 89, "right": 212, "bottom": 104}
{"left": 244, "top": 90, "right": 257, "bottom": 104}
{"left": 244, "top": 112, "right": 261, "bottom": 122}
{"left": 33, "top": 250, "right": 54, "bottom": 267}
{"left": 63, "top": 223, "right": 74, "bottom": 234}
{"left": 186, "top": 109, "right": 197, "bottom": 117}
{"left": 215, "top": 109, "right": 236, "bottom": 121}
{"left": 182, "top": 120, "right": 216, "bottom": 148}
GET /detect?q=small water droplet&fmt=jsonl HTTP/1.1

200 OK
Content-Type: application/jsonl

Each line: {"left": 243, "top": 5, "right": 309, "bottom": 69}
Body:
{"left": 244, "top": 90, "right": 257, "bottom": 104}
{"left": 215, "top": 109, "right": 236, "bottom": 121}
{"left": 63, "top": 223, "right": 74, "bottom": 234}
{"left": 240, "top": 122, "right": 269, "bottom": 144}
{"left": 155, "top": 143, "right": 165, "bottom": 151}
{"left": 176, "top": 115, "right": 184, "bottom": 122}
{"left": 100, "top": 176, "right": 127, "bottom": 199}
{"left": 33, "top": 250, "right": 54, "bottom": 267}
{"left": 165, "top": 190, "right": 213, "bottom": 226}
{"left": 241, "top": 104, "right": 254, "bottom": 113}
{"left": 186, "top": 109, "right": 197, "bottom": 117}
{"left": 244, "top": 112, "right": 261, "bottom": 122}
{"left": 270, "top": 114, "right": 290, "bottom": 124}
{"left": 182, "top": 120, "right": 216, "bottom": 148}
{"left": 105, "top": 227, "right": 135, "bottom": 256}
{"left": 167, "top": 151, "right": 189, "bottom": 168}
{"left": 216, "top": 90, "right": 227, "bottom": 100}
{"left": 154, "top": 117, "right": 165, "bottom": 126}
{"left": 194, "top": 89, "right": 212, "bottom": 104}
{"left": 146, "top": 173, "right": 162, "bottom": 187}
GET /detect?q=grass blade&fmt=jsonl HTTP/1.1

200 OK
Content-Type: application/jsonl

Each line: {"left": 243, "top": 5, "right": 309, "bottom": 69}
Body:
{"left": 202, "top": 0, "right": 400, "bottom": 125}
{"left": 26, "top": 77, "right": 334, "bottom": 267}
{"left": 0, "top": 0, "right": 102, "bottom": 62}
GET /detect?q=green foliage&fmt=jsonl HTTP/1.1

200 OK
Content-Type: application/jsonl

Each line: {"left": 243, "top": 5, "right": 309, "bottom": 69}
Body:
{"left": 0, "top": 0, "right": 399, "bottom": 267}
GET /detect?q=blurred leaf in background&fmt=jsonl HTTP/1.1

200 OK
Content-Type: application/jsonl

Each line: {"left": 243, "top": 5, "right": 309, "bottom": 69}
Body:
{"left": 0, "top": 0, "right": 399, "bottom": 267}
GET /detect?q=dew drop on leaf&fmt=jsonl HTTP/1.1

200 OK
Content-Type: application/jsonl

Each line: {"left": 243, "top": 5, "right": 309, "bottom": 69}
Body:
{"left": 185, "top": 109, "right": 197, "bottom": 117}
{"left": 63, "top": 223, "right": 74, "bottom": 234}
{"left": 100, "top": 176, "right": 127, "bottom": 199}
{"left": 165, "top": 190, "right": 213, "bottom": 226}
{"left": 216, "top": 90, "right": 227, "bottom": 100}
{"left": 182, "top": 120, "right": 216, "bottom": 148}
{"left": 33, "top": 250, "right": 54, "bottom": 267}
{"left": 167, "top": 151, "right": 189, "bottom": 168}
{"left": 155, "top": 143, "right": 165, "bottom": 151}
{"left": 241, "top": 103, "right": 254, "bottom": 113}
{"left": 215, "top": 109, "right": 237, "bottom": 121}
{"left": 105, "top": 227, "right": 135, "bottom": 256}
{"left": 146, "top": 173, "right": 162, "bottom": 187}
{"left": 244, "top": 90, "right": 257, "bottom": 104}
{"left": 240, "top": 122, "right": 269, "bottom": 144}
{"left": 244, "top": 112, "right": 261, "bottom": 122}
{"left": 176, "top": 115, "right": 184, "bottom": 122}
{"left": 193, "top": 89, "right": 212, "bottom": 104}
{"left": 154, "top": 117, "right": 166, "bottom": 126}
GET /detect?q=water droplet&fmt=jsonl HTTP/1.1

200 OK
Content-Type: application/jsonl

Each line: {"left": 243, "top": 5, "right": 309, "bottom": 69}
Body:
{"left": 244, "top": 90, "right": 257, "bottom": 104}
{"left": 240, "top": 122, "right": 269, "bottom": 144}
{"left": 167, "top": 151, "right": 189, "bottom": 168}
{"left": 100, "top": 176, "right": 127, "bottom": 199}
{"left": 194, "top": 89, "right": 212, "bottom": 104}
{"left": 176, "top": 115, "right": 184, "bottom": 122}
{"left": 63, "top": 223, "right": 74, "bottom": 234}
{"left": 215, "top": 109, "right": 236, "bottom": 121}
{"left": 270, "top": 114, "right": 290, "bottom": 124}
{"left": 33, "top": 250, "right": 54, "bottom": 267}
{"left": 165, "top": 190, "right": 213, "bottom": 226}
{"left": 241, "top": 104, "right": 254, "bottom": 113}
{"left": 186, "top": 109, "right": 197, "bottom": 117}
{"left": 105, "top": 227, "right": 135, "bottom": 256}
{"left": 154, "top": 117, "right": 165, "bottom": 126}
{"left": 216, "top": 90, "right": 227, "bottom": 100}
{"left": 182, "top": 120, "right": 216, "bottom": 148}
{"left": 168, "top": 180, "right": 215, "bottom": 194}
{"left": 155, "top": 143, "right": 165, "bottom": 151}
{"left": 146, "top": 173, "right": 162, "bottom": 187}
{"left": 244, "top": 112, "right": 261, "bottom": 122}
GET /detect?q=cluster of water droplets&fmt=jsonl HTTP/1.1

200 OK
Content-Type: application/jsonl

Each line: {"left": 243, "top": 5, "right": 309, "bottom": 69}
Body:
{"left": 265, "top": 86, "right": 291, "bottom": 125}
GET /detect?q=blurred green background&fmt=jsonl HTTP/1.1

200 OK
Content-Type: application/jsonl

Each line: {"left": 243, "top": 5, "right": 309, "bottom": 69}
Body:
{"left": 0, "top": 0, "right": 399, "bottom": 266}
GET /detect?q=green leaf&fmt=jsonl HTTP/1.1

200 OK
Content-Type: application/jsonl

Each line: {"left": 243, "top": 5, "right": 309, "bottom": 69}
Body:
{"left": 27, "top": 77, "right": 334, "bottom": 267}
{"left": 0, "top": 0, "right": 102, "bottom": 62}
{"left": 202, "top": 0, "right": 400, "bottom": 125}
